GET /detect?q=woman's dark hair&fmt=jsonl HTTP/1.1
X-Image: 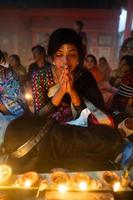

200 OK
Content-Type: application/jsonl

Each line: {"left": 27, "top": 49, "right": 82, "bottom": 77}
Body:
{"left": 86, "top": 54, "right": 97, "bottom": 65}
{"left": 99, "top": 57, "right": 108, "bottom": 63}
{"left": 32, "top": 45, "right": 46, "bottom": 57}
{"left": 48, "top": 28, "right": 84, "bottom": 60}
{"left": 120, "top": 55, "right": 133, "bottom": 70}
{"left": 9, "top": 54, "right": 21, "bottom": 65}
{"left": 75, "top": 20, "right": 84, "bottom": 30}
{"left": 0, "top": 50, "right": 6, "bottom": 63}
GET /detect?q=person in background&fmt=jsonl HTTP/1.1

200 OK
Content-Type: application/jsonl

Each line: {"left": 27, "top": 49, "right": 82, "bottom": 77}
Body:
{"left": 111, "top": 71, "right": 133, "bottom": 117}
{"left": 27, "top": 45, "right": 51, "bottom": 113}
{"left": 110, "top": 55, "right": 133, "bottom": 88}
{"left": 84, "top": 54, "right": 117, "bottom": 109}
{"left": 0, "top": 50, "right": 25, "bottom": 145}
{"left": 84, "top": 54, "right": 103, "bottom": 84}
{"left": 98, "top": 57, "right": 112, "bottom": 80}
{"left": 98, "top": 57, "right": 118, "bottom": 109}
{"left": 0, "top": 51, "right": 9, "bottom": 68}
{"left": 9, "top": 54, "right": 27, "bottom": 88}
{"left": 38, "top": 28, "right": 104, "bottom": 123}
{"left": 2, "top": 51, "right": 9, "bottom": 68}
{"left": 74, "top": 20, "right": 88, "bottom": 56}
{"left": 120, "top": 30, "right": 133, "bottom": 58}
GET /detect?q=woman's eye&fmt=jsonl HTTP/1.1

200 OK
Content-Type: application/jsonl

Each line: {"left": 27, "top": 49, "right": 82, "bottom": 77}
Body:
{"left": 69, "top": 54, "right": 78, "bottom": 57}
{"left": 69, "top": 54, "right": 76, "bottom": 57}
{"left": 56, "top": 54, "right": 63, "bottom": 57}
{"left": 55, "top": 53, "right": 78, "bottom": 58}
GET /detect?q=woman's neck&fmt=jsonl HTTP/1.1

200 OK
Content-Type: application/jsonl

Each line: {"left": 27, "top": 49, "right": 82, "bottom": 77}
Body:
{"left": 11, "top": 64, "right": 20, "bottom": 73}
{"left": 37, "top": 59, "right": 45, "bottom": 68}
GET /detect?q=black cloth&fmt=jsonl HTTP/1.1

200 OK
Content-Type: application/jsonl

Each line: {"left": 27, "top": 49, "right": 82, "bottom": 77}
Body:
{"left": 73, "top": 67, "right": 105, "bottom": 111}
{"left": 4, "top": 115, "right": 122, "bottom": 173}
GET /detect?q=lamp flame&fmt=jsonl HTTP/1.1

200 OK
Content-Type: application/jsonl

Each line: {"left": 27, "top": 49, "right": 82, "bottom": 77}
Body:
{"left": 113, "top": 181, "right": 121, "bottom": 192}
{"left": 25, "top": 93, "right": 32, "bottom": 100}
{"left": 24, "top": 179, "right": 32, "bottom": 188}
{"left": 58, "top": 184, "right": 68, "bottom": 193}
{"left": 78, "top": 181, "right": 88, "bottom": 191}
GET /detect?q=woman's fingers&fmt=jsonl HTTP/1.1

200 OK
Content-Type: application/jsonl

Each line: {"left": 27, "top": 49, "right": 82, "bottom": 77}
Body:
{"left": 59, "top": 69, "right": 65, "bottom": 82}
{"left": 59, "top": 68, "right": 69, "bottom": 83}
{"left": 58, "top": 66, "right": 74, "bottom": 93}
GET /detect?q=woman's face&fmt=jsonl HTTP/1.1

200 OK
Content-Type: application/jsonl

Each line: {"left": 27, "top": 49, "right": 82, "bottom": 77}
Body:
{"left": 99, "top": 59, "right": 106, "bottom": 66}
{"left": 0, "top": 58, "right": 5, "bottom": 64}
{"left": 32, "top": 49, "right": 44, "bottom": 62}
{"left": 53, "top": 44, "right": 79, "bottom": 72}
{"left": 84, "top": 56, "right": 96, "bottom": 70}
{"left": 119, "top": 59, "right": 130, "bottom": 73}
{"left": 9, "top": 57, "right": 18, "bottom": 68}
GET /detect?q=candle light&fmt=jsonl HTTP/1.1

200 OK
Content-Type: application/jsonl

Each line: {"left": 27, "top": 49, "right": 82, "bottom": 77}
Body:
{"left": 24, "top": 179, "right": 32, "bottom": 188}
{"left": 78, "top": 181, "right": 88, "bottom": 191}
{"left": 25, "top": 93, "right": 33, "bottom": 101}
{"left": 16, "top": 172, "right": 39, "bottom": 188}
{"left": 113, "top": 181, "right": 121, "bottom": 192}
{"left": 71, "top": 173, "right": 90, "bottom": 191}
{"left": 58, "top": 184, "right": 68, "bottom": 193}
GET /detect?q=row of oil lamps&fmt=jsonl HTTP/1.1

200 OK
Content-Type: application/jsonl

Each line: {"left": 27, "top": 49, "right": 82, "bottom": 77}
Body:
{"left": 0, "top": 165, "right": 132, "bottom": 196}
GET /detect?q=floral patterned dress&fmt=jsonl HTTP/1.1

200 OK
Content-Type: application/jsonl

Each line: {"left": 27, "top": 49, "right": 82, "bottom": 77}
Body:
{"left": 0, "top": 66, "right": 25, "bottom": 145}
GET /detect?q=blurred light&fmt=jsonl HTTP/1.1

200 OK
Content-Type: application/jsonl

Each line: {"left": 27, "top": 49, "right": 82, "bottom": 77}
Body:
{"left": 78, "top": 181, "right": 88, "bottom": 191}
{"left": 0, "top": 165, "right": 12, "bottom": 183}
{"left": 25, "top": 93, "right": 32, "bottom": 100}
{"left": 113, "top": 181, "right": 121, "bottom": 192}
{"left": 58, "top": 184, "right": 68, "bottom": 193}
{"left": 131, "top": 20, "right": 133, "bottom": 30}
{"left": 118, "top": 9, "right": 127, "bottom": 33}
{"left": 24, "top": 180, "right": 32, "bottom": 188}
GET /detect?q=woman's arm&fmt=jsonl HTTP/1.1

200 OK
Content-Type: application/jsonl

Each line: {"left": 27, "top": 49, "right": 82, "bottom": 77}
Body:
{"left": 69, "top": 89, "right": 81, "bottom": 106}
{"left": 75, "top": 69, "right": 105, "bottom": 111}
{"left": 39, "top": 89, "right": 65, "bottom": 117}
{"left": 0, "top": 103, "right": 9, "bottom": 114}
{"left": 39, "top": 70, "right": 67, "bottom": 116}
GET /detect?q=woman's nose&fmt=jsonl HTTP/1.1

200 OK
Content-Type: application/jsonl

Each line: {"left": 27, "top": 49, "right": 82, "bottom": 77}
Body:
{"left": 62, "top": 55, "right": 69, "bottom": 64}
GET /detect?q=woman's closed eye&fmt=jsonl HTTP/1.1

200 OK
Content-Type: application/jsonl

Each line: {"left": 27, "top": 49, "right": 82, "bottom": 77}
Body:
{"left": 55, "top": 53, "right": 63, "bottom": 57}
{"left": 55, "top": 53, "right": 78, "bottom": 59}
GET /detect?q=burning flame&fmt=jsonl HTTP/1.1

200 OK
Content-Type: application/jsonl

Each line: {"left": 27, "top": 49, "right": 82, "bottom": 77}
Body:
{"left": 78, "top": 181, "right": 88, "bottom": 191}
{"left": 24, "top": 180, "right": 32, "bottom": 188}
{"left": 113, "top": 181, "right": 121, "bottom": 192}
{"left": 25, "top": 93, "right": 32, "bottom": 100}
{"left": 58, "top": 184, "right": 68, "bottom": 193}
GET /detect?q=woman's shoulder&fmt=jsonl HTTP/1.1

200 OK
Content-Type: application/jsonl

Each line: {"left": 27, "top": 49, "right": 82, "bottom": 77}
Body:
{"left": 19, "top": 64, "right": 27, "bottom": 72}
{"left": 75, "top": 67, "right": 97, "bottom": 83}
{"left": 28, "top": 62, "right": 52, "bottom": 78}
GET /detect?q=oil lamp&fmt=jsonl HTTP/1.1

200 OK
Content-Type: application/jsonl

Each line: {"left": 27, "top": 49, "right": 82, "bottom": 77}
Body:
{"left": 78, "top": 181, "right": 88, "bottom": 191}
{"left": 113, "top": 181, "right": 121, "bottom": 192}
{"left": 58, "top": 184, "right": 68, "bottom": 193}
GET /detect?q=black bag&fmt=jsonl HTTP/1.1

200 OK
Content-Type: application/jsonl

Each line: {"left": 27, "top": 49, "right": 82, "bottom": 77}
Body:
{"left": 3, "top": 115, "right": 123, "bottom": 173}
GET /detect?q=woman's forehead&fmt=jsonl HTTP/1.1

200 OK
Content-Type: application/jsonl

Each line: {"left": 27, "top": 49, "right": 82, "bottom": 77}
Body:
{"left": 87, "top": 57, "right": 93, "bottom": 61}
{"left": 57, "top": 44, "right": 77, "bottom": 51}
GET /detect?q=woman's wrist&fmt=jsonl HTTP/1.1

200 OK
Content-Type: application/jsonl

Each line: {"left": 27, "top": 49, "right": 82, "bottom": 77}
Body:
{"left": 51, "top": 88, "right": 65, "bottom": 106}
{"left": 69, "top": 89, "right": 81, "bottom": 106}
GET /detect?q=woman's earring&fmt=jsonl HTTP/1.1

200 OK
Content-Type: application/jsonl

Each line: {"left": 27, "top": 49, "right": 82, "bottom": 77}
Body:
{"left": 53, "top": 62, "right": 56, "bottom": 66}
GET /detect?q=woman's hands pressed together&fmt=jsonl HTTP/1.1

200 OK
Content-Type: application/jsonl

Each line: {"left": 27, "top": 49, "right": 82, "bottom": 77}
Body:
{"left": 52, "top": 65, "right": 81, "bottom": 107}
{"left": 59, "top": 65, "right": 74, "bottom": 95}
